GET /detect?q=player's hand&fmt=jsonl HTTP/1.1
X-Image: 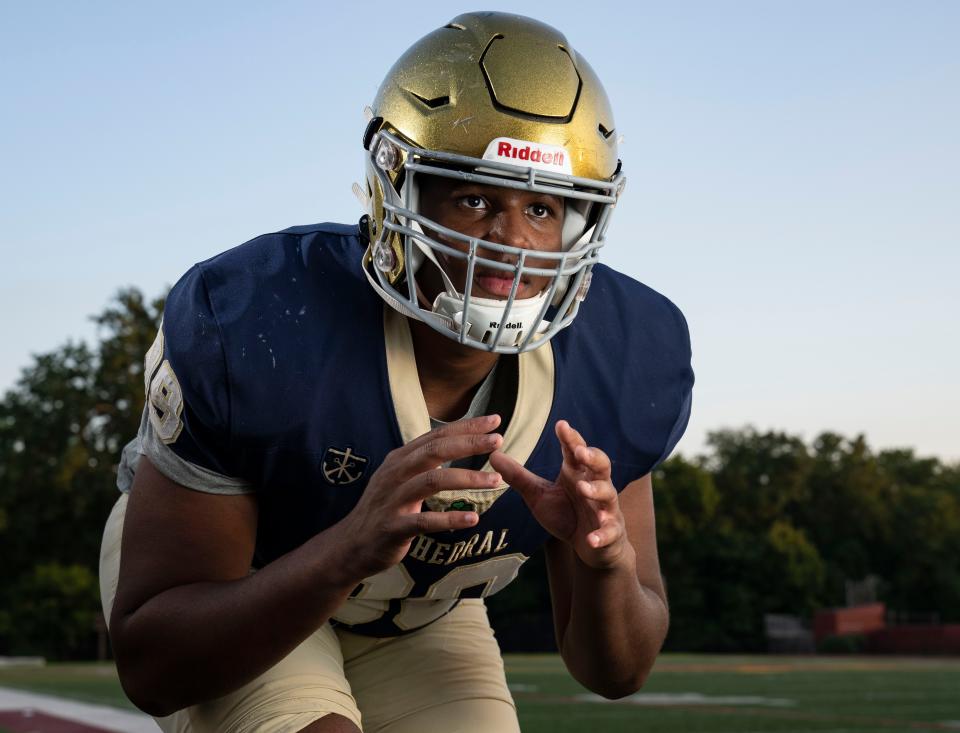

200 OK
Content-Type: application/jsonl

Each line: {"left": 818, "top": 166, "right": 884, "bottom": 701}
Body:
{"left": 490, "top": 420, "right": 628, "bottom": 570}
{"left": 331, "top": 415, "right": 503, "bottom": 580}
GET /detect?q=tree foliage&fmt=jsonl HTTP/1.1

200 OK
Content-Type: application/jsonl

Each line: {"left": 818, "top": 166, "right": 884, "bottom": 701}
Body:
{"left": 0, "top": 289, "right": 162, "bottom": 659}
{"left": 654, "top": 430, "right": 960, "bottom": 651}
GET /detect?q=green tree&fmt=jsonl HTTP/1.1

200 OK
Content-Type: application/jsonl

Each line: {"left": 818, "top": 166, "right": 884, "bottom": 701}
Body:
{"left": 759, "top": 519, "right": 824, "bottom": 615}
{"left": 876, "top": 449, "right": 960, "bottom": 620}
{"left": 708, "top": 428, "right": 812, "bottom": 532}
{"left": 792, "top": 432, "right": 893, "bottom": 606}
{"left": 0, "top": 289, "right": 162, "bottom": 658}
{"left": 654, "top": 455, "right": 730, "bottom": 650}
{"left": 705, "top": 430, "right": 822, "bottom": 649}
{"left": 7, "top": 563, "right": 101, "bottom": 658}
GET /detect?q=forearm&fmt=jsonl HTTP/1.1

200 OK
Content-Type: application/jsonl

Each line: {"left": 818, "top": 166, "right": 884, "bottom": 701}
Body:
{"left": 111, "top": 523, "right": 357, "bottom": 716}
{"left": 557, "top": 545, "right": 669, "bottom": 698}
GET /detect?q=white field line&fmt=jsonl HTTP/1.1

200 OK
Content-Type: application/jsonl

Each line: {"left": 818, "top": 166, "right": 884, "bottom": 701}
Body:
{"left": 573, "top": 691, "right": 796, "bottom": 707}
{"left": 0, "top": 686, "right": 158, "bottom": 732}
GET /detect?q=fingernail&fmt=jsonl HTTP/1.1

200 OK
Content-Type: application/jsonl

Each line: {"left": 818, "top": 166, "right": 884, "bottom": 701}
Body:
{"left": 465, "top": 512, "right": 479, "bottom": 524}
{"left": 489, "top": 472, "right": 501, "bottom": 485}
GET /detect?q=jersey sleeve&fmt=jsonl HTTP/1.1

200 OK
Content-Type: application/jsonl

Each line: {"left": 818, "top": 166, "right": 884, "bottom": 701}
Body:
{"left": 141, "top": 265, "right": 253, "bottom": 494}
{"left": 651, "top": 299, "right": 694, "bottom": 469}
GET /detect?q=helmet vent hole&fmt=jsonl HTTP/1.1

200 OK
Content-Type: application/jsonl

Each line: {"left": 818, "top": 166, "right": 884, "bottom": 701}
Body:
{"left": 444, "top": 22, "right": 466, "bottom": 30}
{"left": 598, "top": 123, "right": 615, "bottom": 140}
{"left": 410, "top": 91, "right": 451, "bottom": 109}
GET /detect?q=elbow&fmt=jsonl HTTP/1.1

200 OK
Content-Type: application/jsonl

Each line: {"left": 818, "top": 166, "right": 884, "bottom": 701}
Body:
{"left": 111, "top": 620, "right": 185, "bottom": 718}
{"left": 586, "top": 637, "right": 667, "bottom": 700}
{"left": 565, "top": 655, "right": 653, "bottom": 700}
{"left": 114, "top": 658, "right": 182, "bottom": 718}
{"left": 591, "top": 604, "right": 668, "bottom": 699}
{"left": 125, "top": 688, "right": 180, "bottom": 719}
{"left": 589, "top": 669, "right": 650, "bottom": 700}
{"left": 574, "top": 640, "right": 662, "bottom": 700}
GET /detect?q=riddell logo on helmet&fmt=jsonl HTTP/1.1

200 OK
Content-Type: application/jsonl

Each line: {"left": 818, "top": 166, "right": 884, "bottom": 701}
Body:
{"left": 482, "top": 137, "right": 573, "bottom": 175}
{"left": 495, "top": 141, "right": 564, "bottom": 167}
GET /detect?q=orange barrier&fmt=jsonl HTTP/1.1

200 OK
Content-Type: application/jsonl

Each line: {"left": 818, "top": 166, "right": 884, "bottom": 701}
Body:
{"left": 814, "top": 603, "right": 886, "bottom": 643}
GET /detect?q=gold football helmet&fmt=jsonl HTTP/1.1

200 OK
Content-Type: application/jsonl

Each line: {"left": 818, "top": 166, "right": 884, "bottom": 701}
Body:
{"left": 360, "top": 11, "right": 625, "bottom": 352}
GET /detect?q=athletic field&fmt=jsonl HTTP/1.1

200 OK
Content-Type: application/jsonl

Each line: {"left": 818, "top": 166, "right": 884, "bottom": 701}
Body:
{"left": 1, "top": 654, "right": 958, "bottom": 732}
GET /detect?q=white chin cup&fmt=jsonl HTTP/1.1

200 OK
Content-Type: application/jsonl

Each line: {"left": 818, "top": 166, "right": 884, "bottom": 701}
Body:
{"left": 433, "top": 290, "right": 550, "bottom": 347}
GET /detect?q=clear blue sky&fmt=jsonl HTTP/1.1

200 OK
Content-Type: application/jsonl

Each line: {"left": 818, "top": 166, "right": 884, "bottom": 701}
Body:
{"left": 2, "top": 1, "right": 958, "bottom": 461}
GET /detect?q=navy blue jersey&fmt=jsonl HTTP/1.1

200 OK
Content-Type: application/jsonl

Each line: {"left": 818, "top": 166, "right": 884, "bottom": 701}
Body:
{"left": 140, "top": 223, "right": 693, "bottom": 636}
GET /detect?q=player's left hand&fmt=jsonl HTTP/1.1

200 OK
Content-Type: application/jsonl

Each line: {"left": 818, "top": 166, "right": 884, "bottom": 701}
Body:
{"left": 490, "top": 420, "right": 628, "bottom": 570}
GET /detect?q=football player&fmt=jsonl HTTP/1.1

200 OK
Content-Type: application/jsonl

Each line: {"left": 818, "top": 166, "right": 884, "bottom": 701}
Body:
{"left": 99, "top": 11, "right": 693, "bottom": 733}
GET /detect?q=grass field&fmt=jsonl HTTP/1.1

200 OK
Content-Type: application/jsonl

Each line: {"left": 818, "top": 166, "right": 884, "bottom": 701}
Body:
{"left": 1, "top": 654, "right": 959, "bottom": 732}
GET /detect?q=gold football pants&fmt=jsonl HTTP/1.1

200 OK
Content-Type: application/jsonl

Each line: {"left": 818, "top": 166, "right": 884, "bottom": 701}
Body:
{"left": 100, "top": 493, "right": 521, "bottom": 732}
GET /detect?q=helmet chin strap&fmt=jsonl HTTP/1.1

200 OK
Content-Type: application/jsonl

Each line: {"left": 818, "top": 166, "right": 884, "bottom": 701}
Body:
{"left": 432, "top": 289, "right": 551, "bottom": 347}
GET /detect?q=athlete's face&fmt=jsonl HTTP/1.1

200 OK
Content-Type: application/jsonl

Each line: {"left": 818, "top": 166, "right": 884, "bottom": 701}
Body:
{"left": 417, "top": 174, "right": 564, "bottom": 301}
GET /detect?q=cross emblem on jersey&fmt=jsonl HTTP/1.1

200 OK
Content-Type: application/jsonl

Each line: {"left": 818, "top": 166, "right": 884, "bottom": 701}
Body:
{"left": 321, "top": 447, "right": 369, "bottom": 485}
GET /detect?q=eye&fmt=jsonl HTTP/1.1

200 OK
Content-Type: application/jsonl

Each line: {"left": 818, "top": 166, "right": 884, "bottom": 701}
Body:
{"left": 460, "top": 194, "right": 487, "bottom": 210}
{"left": 527, "top": 202, "right": 555, "bottom": 219}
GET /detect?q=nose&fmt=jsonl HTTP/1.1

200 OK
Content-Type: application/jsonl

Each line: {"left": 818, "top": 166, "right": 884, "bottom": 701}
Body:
{"left": 485, "top": 206, "right": 530, "bottom": 251}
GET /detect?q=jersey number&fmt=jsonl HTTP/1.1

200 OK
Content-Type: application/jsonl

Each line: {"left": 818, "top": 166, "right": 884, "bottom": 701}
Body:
{"left": 145, "top": 327, "right": 185, "bottom": 444}
{"left": 332, "top": 553, "right": 527, "bottom": 631}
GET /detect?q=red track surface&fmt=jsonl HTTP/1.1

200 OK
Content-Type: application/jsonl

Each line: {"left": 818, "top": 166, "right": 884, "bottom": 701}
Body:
{"left": 0, "top": 709, "right": 115, "bottom": 733}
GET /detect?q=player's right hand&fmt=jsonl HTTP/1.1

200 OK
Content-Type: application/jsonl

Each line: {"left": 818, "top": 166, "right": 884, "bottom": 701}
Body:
{"left": 329, "top": 414, "right": 503, "bottom": 580}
